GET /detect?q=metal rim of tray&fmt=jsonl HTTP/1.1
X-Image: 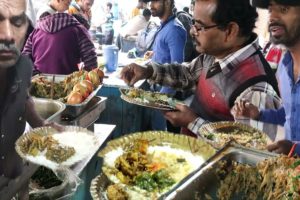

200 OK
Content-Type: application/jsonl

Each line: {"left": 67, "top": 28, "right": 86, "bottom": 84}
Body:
{"left": 119, "top": 88, "right": 176, "bottom": 111}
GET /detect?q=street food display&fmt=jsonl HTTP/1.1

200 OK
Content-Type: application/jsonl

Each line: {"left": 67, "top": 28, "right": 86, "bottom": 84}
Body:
{"left": 199, "top": 121, "right": 271, "bottom": 150}
{"left": 215, "top": 156, "right": 300, "bottom": 200}
{"left": 30, "top": 68, "right": 104, "bottom": 105}
{"left": 120, "top": 88, "right": 180, "bottom": 111}
{"left": 16, "top": 126, "right": 100, "bottom": 170}
{"left": 90, "top": 131, "right": 216, "bottom": 200}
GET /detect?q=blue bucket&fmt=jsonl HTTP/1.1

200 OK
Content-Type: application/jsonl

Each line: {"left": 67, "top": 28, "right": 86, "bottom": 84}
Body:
{"left": 103, "top": 45, "right": 119, "bottom": 72}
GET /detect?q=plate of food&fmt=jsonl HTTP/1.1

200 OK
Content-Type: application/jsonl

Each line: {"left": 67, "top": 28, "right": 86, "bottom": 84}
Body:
{"left": 90, "top": 131, "right": 216, "bottom": 200}
{"left": 16, "top": 126, "right": 100, "bottom": 170}
{"left": 199, "top": 121, "right": 271, "bottom": 150}
{"left": 120, "top": 88, "right": 180, "bottom": 111}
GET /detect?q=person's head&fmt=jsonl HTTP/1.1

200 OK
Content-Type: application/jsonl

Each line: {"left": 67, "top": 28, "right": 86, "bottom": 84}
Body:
{"left": 190, "top": 0, "right": 258, "bottom": 58}
{"left": 145, "top": 0, "right": 174, "bottom": 20}
{"left": 0, "top": 0, "right": 28, "bottom": 68}
{"left": 183, "top": 6, "right": 189, "bottom": 13}
{"left": 50, "top": 0, "right": 71, "bottom": 12}
{"left": 106, "top": 2, "right": 113, "bottom": 12}
{"left": 143, "top": 8, "right": 152, "bottom": 21}
{"left": 78, "top": 0, "right": 94, "bottom": 12}
{"left": 137, "top": 0, "right": 147, "bottom": 9}
{"left": 252, "top": 0, "right": 300, "bottom": 48}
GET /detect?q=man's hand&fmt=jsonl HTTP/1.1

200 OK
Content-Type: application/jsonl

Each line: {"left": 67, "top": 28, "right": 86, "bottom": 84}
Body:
{"left": 231, "top": 99, "right": 260, "bottom": 120}
{"left": 120, "top": 63, "right": 153, "bottom": 86}
{"left": 267, "top": 140, "right": 294, "bottom": 155}
{"left": 163, "top": 104, "right": 198, "bottom": 127}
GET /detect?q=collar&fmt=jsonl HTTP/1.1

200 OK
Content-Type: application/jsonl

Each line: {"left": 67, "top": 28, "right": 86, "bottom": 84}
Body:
{"left": 160, "top": 15, "right": 176, "bottom": 27}
{"left": 8, "top": 58, "right": 23, "bottom": 94}
{"left": 216, "top": 34, "right": 260, "bottom": 75}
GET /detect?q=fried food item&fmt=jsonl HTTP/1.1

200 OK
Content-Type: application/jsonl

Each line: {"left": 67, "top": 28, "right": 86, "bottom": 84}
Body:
{"left": 107, "top": 184, "right": 128, "bottom": 200}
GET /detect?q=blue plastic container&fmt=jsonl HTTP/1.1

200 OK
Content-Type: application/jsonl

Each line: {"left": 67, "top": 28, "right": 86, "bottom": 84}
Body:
{"left": 103, "top": 45, "right": 119, "bottom": 72}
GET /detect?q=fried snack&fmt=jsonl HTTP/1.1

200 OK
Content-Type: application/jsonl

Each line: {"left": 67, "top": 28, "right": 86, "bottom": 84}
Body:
{"left": 107, "top": 184, "right": 128, "bottom": 200}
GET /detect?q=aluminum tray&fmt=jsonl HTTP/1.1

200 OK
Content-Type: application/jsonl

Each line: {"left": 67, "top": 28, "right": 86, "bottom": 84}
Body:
{"left": 33, "top": 97, "right": 65, "bottom": 122}
{"left": 59, "top": 96, "right": 106, "bottom": 128}
{"left": 31, "top": 73, "right": 102, "bottom": 118}
{"left": 166, "top": 143, "right": 277, "bottom": 200}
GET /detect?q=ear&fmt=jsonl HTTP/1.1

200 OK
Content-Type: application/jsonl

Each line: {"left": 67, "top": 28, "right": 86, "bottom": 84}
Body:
{"left": 224, "top": 22, "right": 239, "bottom": 42}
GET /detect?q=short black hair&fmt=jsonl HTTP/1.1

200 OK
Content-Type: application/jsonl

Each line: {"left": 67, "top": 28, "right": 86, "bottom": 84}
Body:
{"left": 106, "top": 2, "right": 112, "bottom": 9}
{"left": 143, "top": 8, "right": 151, "bottom": 17}
{"left": 183, "top": 7, "right": 189, "bottom": 13}
{"left": 211, "top": 0, "right": 258, "bottom": 37}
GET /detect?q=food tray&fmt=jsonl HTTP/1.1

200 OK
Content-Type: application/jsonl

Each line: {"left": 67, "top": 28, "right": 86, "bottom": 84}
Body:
{"left": 166, "top": 143, "right": 277, "bottom": 200}
{"left": 15, "top": 126, "right": 100, "bottom": 170}
{"left": 31, "top": 73, "right": 102, "bottom": 118}
{"left": 91, "top": 131, "right": 216, "bottom": 200}
{"left": 120, "top": 88, "right": 177, "bottom": 111}
{"left": 199, "top": 121, "right": 272, "bottom": 150}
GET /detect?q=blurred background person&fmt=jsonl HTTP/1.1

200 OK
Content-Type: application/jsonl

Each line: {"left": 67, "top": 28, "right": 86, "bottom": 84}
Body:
{"left": 131, "top": 0, "right": 147, "bottom": 19}
{"left": 22, "top": 13, "right": 97, "bottom": 75}
{"left": 69, "top": 0, "right": 94, "bottom": 24}
{"left": 37, "top": 0, "right": 71, "bottom": 20}
{"left": 99, "top": 2, "right": 114, "bottom": 45}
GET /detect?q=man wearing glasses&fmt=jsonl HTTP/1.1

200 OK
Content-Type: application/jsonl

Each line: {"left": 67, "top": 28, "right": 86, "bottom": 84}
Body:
{"left": 121, "top": 0, "right": 280, "bottom": 137}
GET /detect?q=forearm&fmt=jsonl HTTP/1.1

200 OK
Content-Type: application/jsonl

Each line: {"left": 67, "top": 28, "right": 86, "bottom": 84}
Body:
{"left": 147, "top": 57, "right": 201, "bottom": 90}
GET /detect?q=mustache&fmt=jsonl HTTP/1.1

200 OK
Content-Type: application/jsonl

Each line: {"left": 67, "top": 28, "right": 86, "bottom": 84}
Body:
{"left": 0, "top": 42, "right": 20, "bottom": 57}
{"left": 269, "top": 22, "right": 286, "bottom": 30}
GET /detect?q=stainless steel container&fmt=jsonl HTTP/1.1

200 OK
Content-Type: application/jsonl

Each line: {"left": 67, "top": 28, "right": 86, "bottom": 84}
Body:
{"left": 166, "top": 143, "right": 277, "bottom": 200}
{"left": 33, "top": 97, "right": 65, "bottom": 122}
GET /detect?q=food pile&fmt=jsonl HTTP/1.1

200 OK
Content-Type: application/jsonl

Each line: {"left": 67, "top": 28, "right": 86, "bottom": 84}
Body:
{"left": 122, "top": 88, "right": 177, "bottom": 109}
{"left": 201, "top": 122, "right": 269, "bottom": 150}
{"left": 214, "top": 156, "right": 300, "bottom": 200}
{"left": 30, "top": 68, "right": 104, "bottom": 104}
{"left": 20, "top": 133, "right": 75, "bottom": 163}
{"left": 102, "top": 139, "right": 203, "bottom": 200}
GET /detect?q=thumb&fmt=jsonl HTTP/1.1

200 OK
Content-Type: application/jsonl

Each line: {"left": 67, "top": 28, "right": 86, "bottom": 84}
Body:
{"left": 267, "top": 142, "right": 278, "bottom": 152}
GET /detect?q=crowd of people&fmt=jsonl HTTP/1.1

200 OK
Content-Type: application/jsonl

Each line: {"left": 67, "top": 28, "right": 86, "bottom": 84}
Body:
{"left": 1, "top": 0, "right": 300, "bottom": 199}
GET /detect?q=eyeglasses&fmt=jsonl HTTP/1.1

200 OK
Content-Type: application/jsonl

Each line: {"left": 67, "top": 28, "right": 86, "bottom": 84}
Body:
{"left": 191, "top": 19, "right": 219, "bottom": 32}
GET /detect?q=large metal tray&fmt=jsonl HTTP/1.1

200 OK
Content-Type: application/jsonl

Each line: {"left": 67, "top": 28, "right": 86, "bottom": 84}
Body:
{"left": 166, "top": 143, "right": 277, "bottom": 200}
{"left": 31, "top": 73, "right": 102, "bottom": 118}
{"left": 59, "top": 96, "right": 106, "bottom": 128}
{"left": 33, "top": 97, "right": 65, "bottom": 122}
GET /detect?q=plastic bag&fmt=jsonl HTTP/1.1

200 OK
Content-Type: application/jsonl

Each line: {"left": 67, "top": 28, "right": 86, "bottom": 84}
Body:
{"left": 29, "top": 167, "right": 82, "bottom": 200}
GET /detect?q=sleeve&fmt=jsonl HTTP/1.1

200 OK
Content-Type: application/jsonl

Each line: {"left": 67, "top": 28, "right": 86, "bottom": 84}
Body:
{"left": 22, "top": 32, "right": 34, "bottom": 60}
{"left": 187, "top": 117, "right": 207, "bottom": 135}
{"left": 147, "top": 55, "right": 202, "bottom": 90}
{"left": 259, "top": 106, "right": 286, "bottom": 126}
{"left": 77, "top": 26, "right": 97, "bottom": 70}
{"left": 294, "top": 143, "right": 300, "bottom": 156}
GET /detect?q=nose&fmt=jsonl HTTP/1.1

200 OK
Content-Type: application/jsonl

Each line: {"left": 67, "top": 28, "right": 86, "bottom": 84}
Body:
{"left": 190, "top": 26, "right": 198, "bottom": 37}
{"left": 0, "top": 20, "right": 14, "bottom": 43}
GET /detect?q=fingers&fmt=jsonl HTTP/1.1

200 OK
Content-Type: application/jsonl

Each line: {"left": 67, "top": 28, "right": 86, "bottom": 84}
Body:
{"left": 267, "top": 142, "right": 278, "bottom": 152}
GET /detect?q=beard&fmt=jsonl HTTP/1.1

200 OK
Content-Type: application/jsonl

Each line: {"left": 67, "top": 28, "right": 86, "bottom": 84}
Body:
{"left": 150, "top": 1, "right": 166, "bottom": 18}
{"left": 270, "top": 21, "right": 300, "bottom": 48}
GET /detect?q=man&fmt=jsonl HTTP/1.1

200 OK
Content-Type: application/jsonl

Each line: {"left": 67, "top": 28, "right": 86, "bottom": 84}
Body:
{"left": 99, "top": 2, "right": 114, "bottom": 45}
{"left": 116, "top": 8, "right": 152, "bottom": 51}
{"left": 141, "top": 0, "right": 187, "bottom": 132}
{"left": 232, "top": 0, "right": 300, "bottom": 155}
{"left": 37, "top": 0, "right": 71, "bottom": 20}
{"left": 22, "top": 12, "right": 97, "bottom": 75}
{"left": 0, "top": 0, "right": 61, "bottom": 199}
{"left": 121, "top": 0, "right": 280, "bottom": 137}
{"left": 131, "top": 0, "right": 147, "bottom": 19}
{"left": 68, "top": 0, "right": 94, "bottom": 23}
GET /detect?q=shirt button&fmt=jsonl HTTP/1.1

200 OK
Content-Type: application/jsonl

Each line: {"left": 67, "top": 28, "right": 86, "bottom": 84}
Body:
{"left": 1, "top": 134, "right": 4, "bottom": 138}
{"left": 1, "top": 156, "right": 4, "bottom": 160}
{"left": 212, "top": 92, "right": 216, "bottom": 98}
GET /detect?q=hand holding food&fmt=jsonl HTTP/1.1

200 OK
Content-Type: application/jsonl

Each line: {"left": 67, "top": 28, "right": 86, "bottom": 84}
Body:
{"left": 120, "top": 63, "right": 153, "bottom": 86}
{"left": 231, "top": 99, "right": 260, "bottom": 120}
